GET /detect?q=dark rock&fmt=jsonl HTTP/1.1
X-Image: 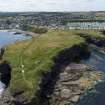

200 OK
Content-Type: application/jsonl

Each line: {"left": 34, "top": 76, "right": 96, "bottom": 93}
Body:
{"left": 77, "top": 33, "right": 105, "bottom": 47}
{"left": 0, "top": 61, "right": 11, "bottom": 87}
{"left": 0, "top": 47, "right": 5, "bottom": 60}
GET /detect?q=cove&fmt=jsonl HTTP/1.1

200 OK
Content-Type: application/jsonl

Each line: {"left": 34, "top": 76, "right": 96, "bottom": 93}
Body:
{"left": 0, "top": 31, "right": 31, "bottom": 47}
{"left": 0, "top": 30, "right": 32, "bottom": 94}
{"left": 75, "top": 45, "right": 105, "bottom": 105}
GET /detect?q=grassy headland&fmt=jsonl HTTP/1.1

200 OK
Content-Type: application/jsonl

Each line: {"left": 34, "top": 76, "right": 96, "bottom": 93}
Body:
{"left": 4, "top": 30, "right": 84, "bottom": 99}
{"left": 3, "top": 29, "right": 105, "bottom": 101}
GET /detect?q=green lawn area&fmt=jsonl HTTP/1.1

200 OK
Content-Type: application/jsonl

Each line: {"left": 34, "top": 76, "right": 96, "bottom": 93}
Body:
{"left": 3, "top": 29, "right": 105, "bottom": 100}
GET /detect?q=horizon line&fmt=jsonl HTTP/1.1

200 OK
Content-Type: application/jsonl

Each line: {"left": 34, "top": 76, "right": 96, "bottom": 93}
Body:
{"left": 0, "top": 10, "right": 105, "bottom": 13}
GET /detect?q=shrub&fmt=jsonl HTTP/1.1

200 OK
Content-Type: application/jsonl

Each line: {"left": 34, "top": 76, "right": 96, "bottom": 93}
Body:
{"left": 22, "top": 25, "right": 48, "bottom": 34}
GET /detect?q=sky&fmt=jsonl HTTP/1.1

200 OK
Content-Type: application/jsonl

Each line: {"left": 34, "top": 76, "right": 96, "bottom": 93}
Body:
{"left": 0, "top": 0, "right": 105, "bottom": 12}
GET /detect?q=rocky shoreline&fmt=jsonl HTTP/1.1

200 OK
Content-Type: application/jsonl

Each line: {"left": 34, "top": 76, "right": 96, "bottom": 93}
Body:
{"left": 39, "top": 63, "right": 104, "bottom": 105}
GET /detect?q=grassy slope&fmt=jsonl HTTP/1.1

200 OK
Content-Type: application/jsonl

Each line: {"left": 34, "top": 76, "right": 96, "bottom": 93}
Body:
{"left": 3, "top": 29, "right": 105, "bottom": 100}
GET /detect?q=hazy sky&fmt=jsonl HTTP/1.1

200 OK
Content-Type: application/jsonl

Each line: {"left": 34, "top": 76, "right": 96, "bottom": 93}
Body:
{"left": 0, "top": 0, "right": 105, "bottom": 12}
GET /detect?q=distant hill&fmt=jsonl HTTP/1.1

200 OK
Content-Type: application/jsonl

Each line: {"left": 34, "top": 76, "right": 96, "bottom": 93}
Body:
{"left": 0, "top": 11, "right": 105, "bottom": 21}
{"left": 0, "top": 12, "right": 21, "bottom": 16}
{"left": 0, "top": 11, "right": 105, "bottom": 17}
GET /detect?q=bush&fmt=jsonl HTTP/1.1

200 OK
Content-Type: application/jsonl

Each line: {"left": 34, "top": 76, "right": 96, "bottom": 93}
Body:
{"left": 22, "top": 25, "right": 48, "bottom": 34}
{"left": 101, "top": 30, "right": 105, "bottom": 35}
{"left": 30, "top": 27, "right": 48, "bottom": 34}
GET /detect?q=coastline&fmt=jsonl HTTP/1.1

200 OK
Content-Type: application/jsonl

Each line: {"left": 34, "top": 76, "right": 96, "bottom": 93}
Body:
{"left": 0, "top": 30, "right": 9, "bottom": 32}
{"left": 0, "top": 29, "right": 39, "bottom": 38}
{"left": 8, "top": 29, "right": 39, "bottom": 37}
{"left": 1, "top": 29, "right": 105, "bottom": 105}
{"left": 46, "top": 63, "right": 105, "bottom": 105}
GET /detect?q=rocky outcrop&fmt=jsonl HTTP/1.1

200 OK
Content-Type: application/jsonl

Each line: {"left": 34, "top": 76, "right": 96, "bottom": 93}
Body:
{"left": 76, "top": 33, "right": 105, "bottom": 47}
{"left": 0, "top": 88, "right": 14, "bottom": 105}
{"left": 86, "top": 37, "right": 105, "bottom": 47}
{"left": 0, "top": 47, "right": 5, "bottom": 60}
{"left": 37, "top": 63, "right": 103, "bottom": 105}
{"left": 48, "top": 63, "right": 102, "bottom": 105}
{"left": 49, "top": 63, "right": 87, "bottom": 105}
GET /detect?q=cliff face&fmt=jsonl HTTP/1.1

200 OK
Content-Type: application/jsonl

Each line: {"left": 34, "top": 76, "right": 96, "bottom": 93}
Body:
{"left": 0, "top": 60, "right": 13, "bottom": 105}
{"left": 25, "top": 43, "right": 92, "bottom": 105}
{"left": 0, "top": 61, "right": 11, "bottom": 87}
